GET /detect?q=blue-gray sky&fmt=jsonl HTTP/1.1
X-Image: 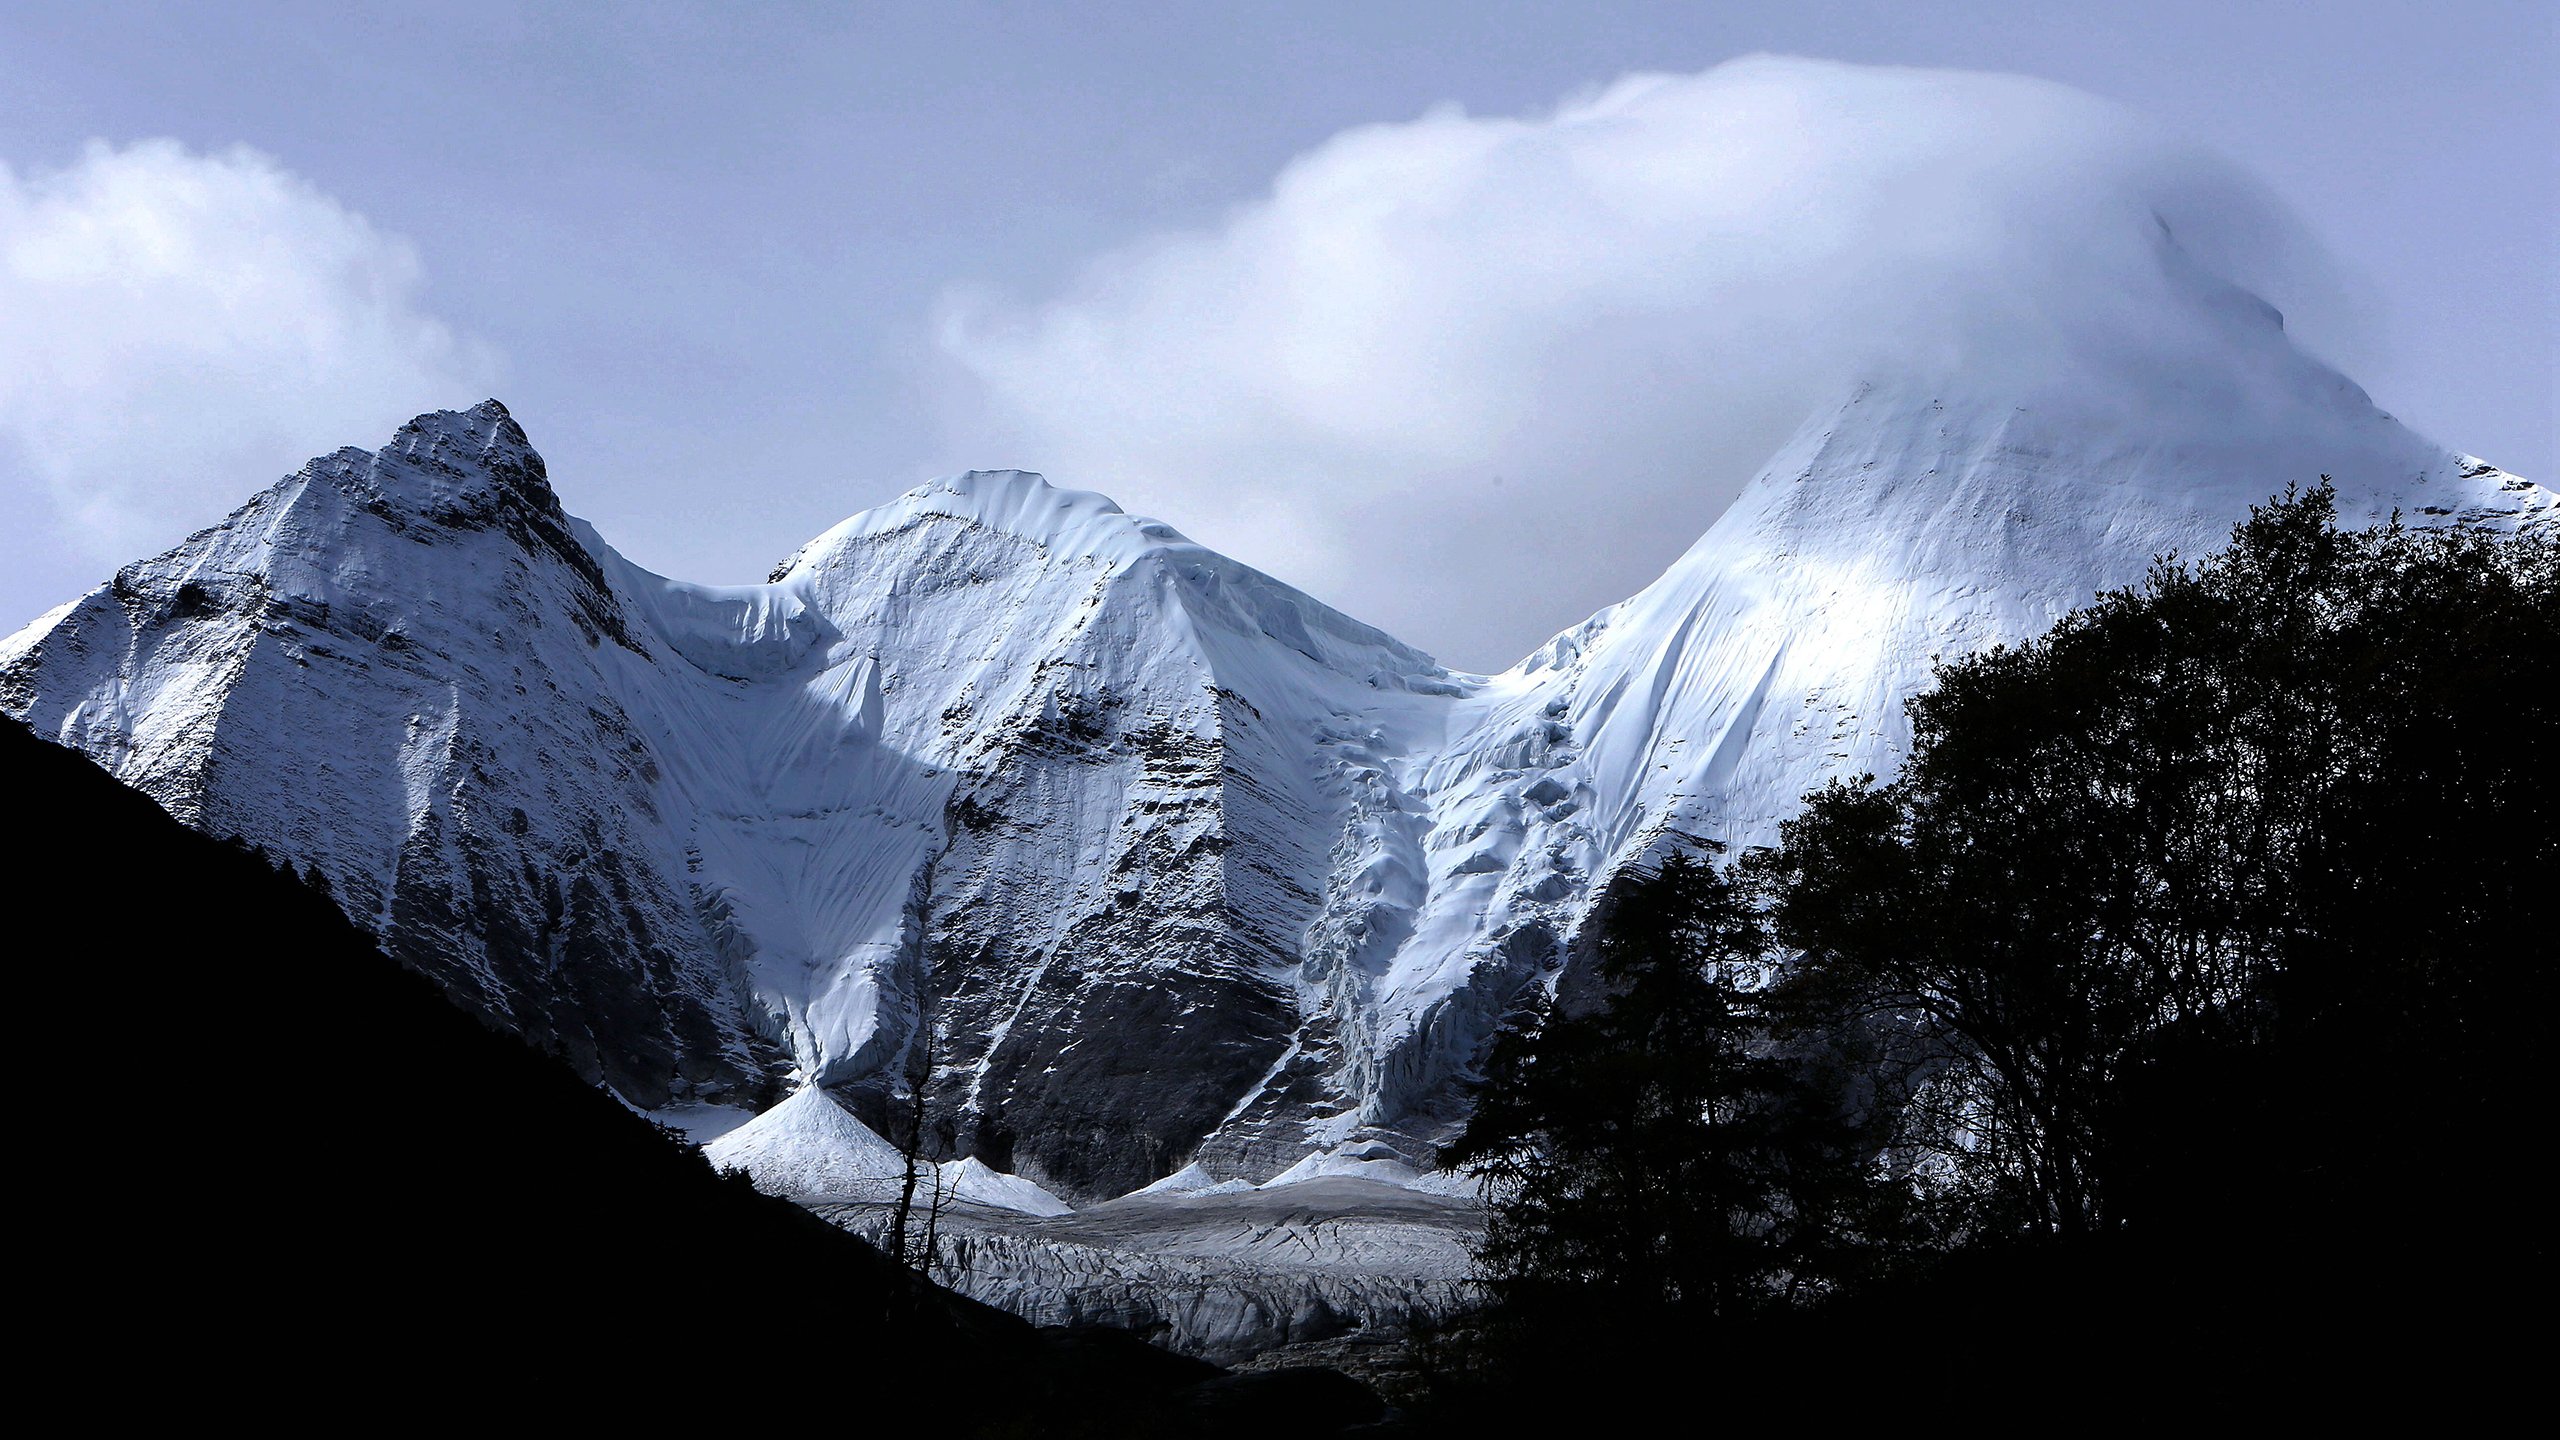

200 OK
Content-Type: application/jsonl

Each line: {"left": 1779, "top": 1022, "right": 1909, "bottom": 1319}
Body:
{"left": 3, "top": 1, "right": 2552, "bottom": 668}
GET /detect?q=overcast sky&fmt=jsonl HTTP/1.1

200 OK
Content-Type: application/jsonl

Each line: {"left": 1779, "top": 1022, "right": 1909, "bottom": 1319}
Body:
{"left": 3, "top": 1, "right": 2552, "bottom": 669}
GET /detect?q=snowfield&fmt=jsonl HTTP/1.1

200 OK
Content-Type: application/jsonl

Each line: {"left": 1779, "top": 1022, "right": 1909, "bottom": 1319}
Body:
{"left": 703, "top": 1085, "right": 1074, "bottom": 1216}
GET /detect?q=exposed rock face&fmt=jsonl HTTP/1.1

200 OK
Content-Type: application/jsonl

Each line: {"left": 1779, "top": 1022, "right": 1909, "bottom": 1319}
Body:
{"left": 0, "top": 405, "right": 781, "bottom": 1105}
{"left": 6, "top": 286, "right": 2549, "bottom": 1201}
{"left": 1, "top": 405, "right": 1464, "bottom": 1197}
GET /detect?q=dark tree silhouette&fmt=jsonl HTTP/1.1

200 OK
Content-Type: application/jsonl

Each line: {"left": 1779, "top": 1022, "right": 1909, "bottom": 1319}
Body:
{"left": 1757, "top": 483, "right": 2559, "bottom": 1240}
{"left": 1420, "top": 488, "right": 2551, "bottom": 1423}
{"left": 886, "top": 1015, "right": 962, "bottom": 1282}
{"left": 1444, "top": 847, "right": 1911, "bottom": 1369}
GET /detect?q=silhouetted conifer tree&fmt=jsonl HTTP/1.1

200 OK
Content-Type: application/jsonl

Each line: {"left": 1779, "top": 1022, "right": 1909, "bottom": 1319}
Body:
{"left": 1444, "top": 847, "right": 1911, "bottom": 1370}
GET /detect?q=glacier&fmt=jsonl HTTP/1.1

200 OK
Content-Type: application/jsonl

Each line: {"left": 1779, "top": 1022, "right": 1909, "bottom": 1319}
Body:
{"left": 2, "top": 257, "right": 2549, "bottom": 1218}
{"left": 816, "top": 1178, "right": 1483, "bottom": 1367}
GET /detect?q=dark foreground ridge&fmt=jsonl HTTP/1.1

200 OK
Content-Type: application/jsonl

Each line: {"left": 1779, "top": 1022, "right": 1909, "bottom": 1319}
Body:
{"left": 1, "top": 716, "right": 1383, "bottom": 1434}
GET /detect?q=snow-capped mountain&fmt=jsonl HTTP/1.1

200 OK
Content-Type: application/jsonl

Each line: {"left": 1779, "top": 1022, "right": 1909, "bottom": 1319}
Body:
{"left": 5, "top": 291, "right": 2545, "bottom": 1203}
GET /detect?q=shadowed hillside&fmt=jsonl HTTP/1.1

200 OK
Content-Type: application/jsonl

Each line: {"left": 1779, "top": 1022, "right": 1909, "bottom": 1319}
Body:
{"left": 1, "top": 714, "right": 1382, "bottom": 1434}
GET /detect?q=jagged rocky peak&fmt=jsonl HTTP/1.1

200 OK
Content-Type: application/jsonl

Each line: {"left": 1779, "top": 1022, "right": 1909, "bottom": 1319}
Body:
{"left": 377, "top": 396, "right": 548, "bottom": 492}
{"left": 1, "top": 400, "right": 775, "bottom": 1108}
{"left": 288, "top": 397, "right": 572, "bottom": 539}
{"left": 5, "top": 343, "right": 2548, "bottom": 1205}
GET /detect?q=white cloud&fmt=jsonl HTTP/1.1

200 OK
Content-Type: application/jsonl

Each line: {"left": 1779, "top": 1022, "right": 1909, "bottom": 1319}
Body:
{"left": 1, "top": 139, "right": 497, "bottom": 564}
{"left": 939, "top": 56, "right": 2357, "bottom": 671}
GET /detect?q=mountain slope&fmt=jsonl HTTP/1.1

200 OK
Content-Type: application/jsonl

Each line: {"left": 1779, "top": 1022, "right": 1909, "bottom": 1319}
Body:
{"left": 0, "top": 408, "right": 781, "bottom": 1106}
{"left": 1, "top": 713, "right": 1273, "bottom": 1428}
{"left": 6, "top": 299, "right": 2547, "bottom": 1202}
{"left": 1226, "top": 358, "right": 2548, "bottom": 1171}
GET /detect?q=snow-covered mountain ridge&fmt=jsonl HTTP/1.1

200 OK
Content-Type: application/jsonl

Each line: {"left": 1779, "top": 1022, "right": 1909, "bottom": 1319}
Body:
{"left": 6, "top": 322, "right": 2547, "bottom": 1203}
